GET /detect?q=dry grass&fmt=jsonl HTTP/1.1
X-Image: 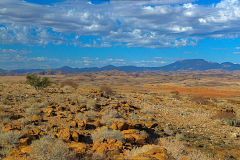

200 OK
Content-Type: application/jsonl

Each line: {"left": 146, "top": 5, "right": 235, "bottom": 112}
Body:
{"left": 30, "top": 135, "right": 75, "bottom": 160}
{"left": 0, "top": 128, "right": 21, "bottom": 158}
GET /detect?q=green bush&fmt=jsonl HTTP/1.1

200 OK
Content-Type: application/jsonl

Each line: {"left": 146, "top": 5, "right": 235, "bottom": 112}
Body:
{"left": 225, "top": 119, "right": 240, "bottom": 127}
{"left": 26, "top": 74, "right": 51, "bottom": 90}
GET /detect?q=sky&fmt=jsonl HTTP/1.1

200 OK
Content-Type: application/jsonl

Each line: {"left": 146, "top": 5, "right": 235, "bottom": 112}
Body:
{"left": 1, "top": 0, "right": 240, "bottom": 69}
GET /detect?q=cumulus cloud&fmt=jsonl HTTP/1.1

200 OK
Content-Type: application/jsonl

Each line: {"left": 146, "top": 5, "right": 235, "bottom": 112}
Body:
{"left": 0, "top": 0, "right": 240, "bottom": 47}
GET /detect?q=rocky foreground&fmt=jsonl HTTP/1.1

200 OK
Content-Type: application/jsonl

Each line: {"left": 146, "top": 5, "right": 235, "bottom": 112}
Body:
{"left": 0, "top": 80, "right": 240, "bottom": 160}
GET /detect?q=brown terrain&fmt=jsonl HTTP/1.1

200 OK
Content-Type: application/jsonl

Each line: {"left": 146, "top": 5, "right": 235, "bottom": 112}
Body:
{"left": 0, "top": 70, "right": 240, "bottom": 160}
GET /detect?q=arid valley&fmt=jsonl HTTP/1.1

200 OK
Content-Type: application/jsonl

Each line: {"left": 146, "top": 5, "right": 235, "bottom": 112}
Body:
{"left": 0, "top": 70, "right": 240, "bottom": 160}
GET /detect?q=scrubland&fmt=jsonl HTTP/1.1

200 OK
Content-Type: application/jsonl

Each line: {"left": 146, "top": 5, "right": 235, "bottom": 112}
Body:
{"left": 0, "top": 70, "right": 240, "bottom": 160}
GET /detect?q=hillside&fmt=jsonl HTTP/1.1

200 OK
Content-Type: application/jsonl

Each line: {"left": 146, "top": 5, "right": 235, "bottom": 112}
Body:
{"left": 1, "top": 59, "right": 240, "bottom": 75}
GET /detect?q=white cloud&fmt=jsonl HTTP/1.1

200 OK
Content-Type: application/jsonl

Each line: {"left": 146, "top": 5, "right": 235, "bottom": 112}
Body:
{"left": 0, "top": 0, "right": 240, "bottom": 47}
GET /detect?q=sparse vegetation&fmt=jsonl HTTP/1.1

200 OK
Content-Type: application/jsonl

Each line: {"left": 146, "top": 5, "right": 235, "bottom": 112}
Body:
{"left": 1, "top": 72, "right": 240, "bottom": 159}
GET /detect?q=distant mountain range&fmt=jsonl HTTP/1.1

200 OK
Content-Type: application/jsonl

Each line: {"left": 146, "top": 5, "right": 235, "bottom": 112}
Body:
{"left": 1, "top": 59, "right": 240, "bottom": 75}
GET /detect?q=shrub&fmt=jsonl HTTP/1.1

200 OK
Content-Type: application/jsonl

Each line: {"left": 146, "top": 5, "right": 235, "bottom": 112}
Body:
{"left": 0, "top": 129, "right": 21, "bottom": 158}
{"left": 30, "top": 135, "right": 75, "bottom": 160}
{"left": 125, "top": 145, "right": 158, "bottom": 159}
{"left": 225, "top": 119, "right": 240, "bottom": 127}
{"left": 0, "top": 130, "right": 21, "bottom": 145}
{"left": 91, "top": 127, "right": 124, "bottom": 142}
{"left": 26, "top": 74, "right": 51, "bottom": 90}
{"left": 99, "top": 86, "right": 113, "bottom": 98}
{"left": 100, "top": 109, "right": 122, "bottom": 125}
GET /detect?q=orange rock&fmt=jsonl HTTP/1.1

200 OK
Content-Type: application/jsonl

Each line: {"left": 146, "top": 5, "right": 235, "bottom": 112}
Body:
{"left": 32, "top": 128, "right": 41, "bottom": 135}
{"left": 122, "top": 129, "right": 138, "bottom": 134}
{"left": 79, "top": 104, "right": 87, "bottom": 108}
{"left": 31, "top": 115, "right": 41, "bottom": 122}
{"left": 133, "top": 134, "right": 146, "bottom": 145}
{"left": 2, "top": 123, "right": 22, "bottom": 131}
{"left": 19, "top": 138, "right": 30, "bottom": 145}
{"left": 124, "top": 134, "right": 135, "bottom": 144}
{"left": 122, "top": 129, "right": 147, "bottom": 145}
{"left": 130, "top": 145, "right": 174, "bottom": 160}
{"left": 92, "top": 138, "right": 123, "bottom": 155}
{"left": 145, "top": 122, "right": 158, "bottom": 129}
{"left": 93, "top": 120, "right": 101, "bottom": 128}
{"left": 2, "top": 124, "right": 12, "bottom": 131}
{"left": 70, "top": 121, "right": 77, "bottom": 128}
{"left": 67, "top": 142, "right": 87, "bottom": 153}
{"left": 117, "top": 122, "right": 129, "bottom": 131}
{"left": 80, "top": 107, "right": 87, "bottom": 112}
{"left": 20, "top": 146, "right": 31, "bottom": 154}
{"left": 110, "top": 123, "right": 118, "bottom": 130}
{"left": 45, "top": 108, "right": 55, "bottom": 116}
{"left": 96, "top": 143, "right": 108, "bottom": 154}
{"left": 72, "top": 131, "right": 79, "bottom": 142}
{"left": 58, "top": 128, "right": 71, "bottom": 141}
{"left": 4, "top": 148, "right": 28, "bottom": 160}
{"left": 77, "top": 120, "right": 86, "bottom": 129}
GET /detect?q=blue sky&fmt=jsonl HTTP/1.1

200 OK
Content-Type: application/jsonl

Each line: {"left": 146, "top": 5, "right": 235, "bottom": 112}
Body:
{"left": 0, "top": 0, "right": 240, "bottom": 69}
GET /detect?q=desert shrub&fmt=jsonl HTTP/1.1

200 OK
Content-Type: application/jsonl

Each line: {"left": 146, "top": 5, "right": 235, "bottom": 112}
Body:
{"left": 75, "top": 110, "right": 98, "bottom": 121}
{"left": 91, "top": 127, "right": 124, "bottom": 142}
{"left": 0, "top": 130, "right": 21, "bottom": 145}
{"left": 75, "top": 113, "right": 87, "bottom": 121}
{"left": 60, "top": 80, "right": 78, "bottom": 89}
{"left": 159, "top": 138, "right": 185, "bottom": 159}
{"left": 100, "top": 109, "right": 122, "bottom": 125}
{"left": 84, "top": 110, "right": 98, "bottom": 120}
{"left": 188, "top": 150, "right": 215, "bottom": 160}
{"left": 128, "top": 113, "right": 140, "bottom": 121}
{"left": 87, "top": 99, "right": 97, "bottom": 110}
{"left": 99, "top": 86, "right": 113, "bottom": 97}
{"left": 0, "top": 145, "right": 11, "bottom": 159}
{"left": 0, "top": 129, "right": 21, "bottom": 157}
{"left": 212, "top": 111, "right": 235, "bottom": 120}
{"left": 190, "top": 96, "right": 210, "bottom": 105}
{"left": 30, "top": 135, "right": 75, "bottom": 160}
{"left": 0, "top": 112, "right": 11, "bottom": 124}
{"left": 26, "top": 74, "right": 51, "bottom": 90}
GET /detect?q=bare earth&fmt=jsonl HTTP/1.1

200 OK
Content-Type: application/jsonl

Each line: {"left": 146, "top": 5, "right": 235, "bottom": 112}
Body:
{"left": 0, "top": 71, "right": 240, "bottom": 160}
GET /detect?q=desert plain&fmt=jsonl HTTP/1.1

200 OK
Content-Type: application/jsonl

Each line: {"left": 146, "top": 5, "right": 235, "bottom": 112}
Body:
{"left": 0, "top": 70, "right": 240, "bottom": 160}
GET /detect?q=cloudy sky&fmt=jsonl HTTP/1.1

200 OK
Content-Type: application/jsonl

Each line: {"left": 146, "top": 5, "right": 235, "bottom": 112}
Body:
{"left": 1, "top": 0, "right": 240, "bottom": 69}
